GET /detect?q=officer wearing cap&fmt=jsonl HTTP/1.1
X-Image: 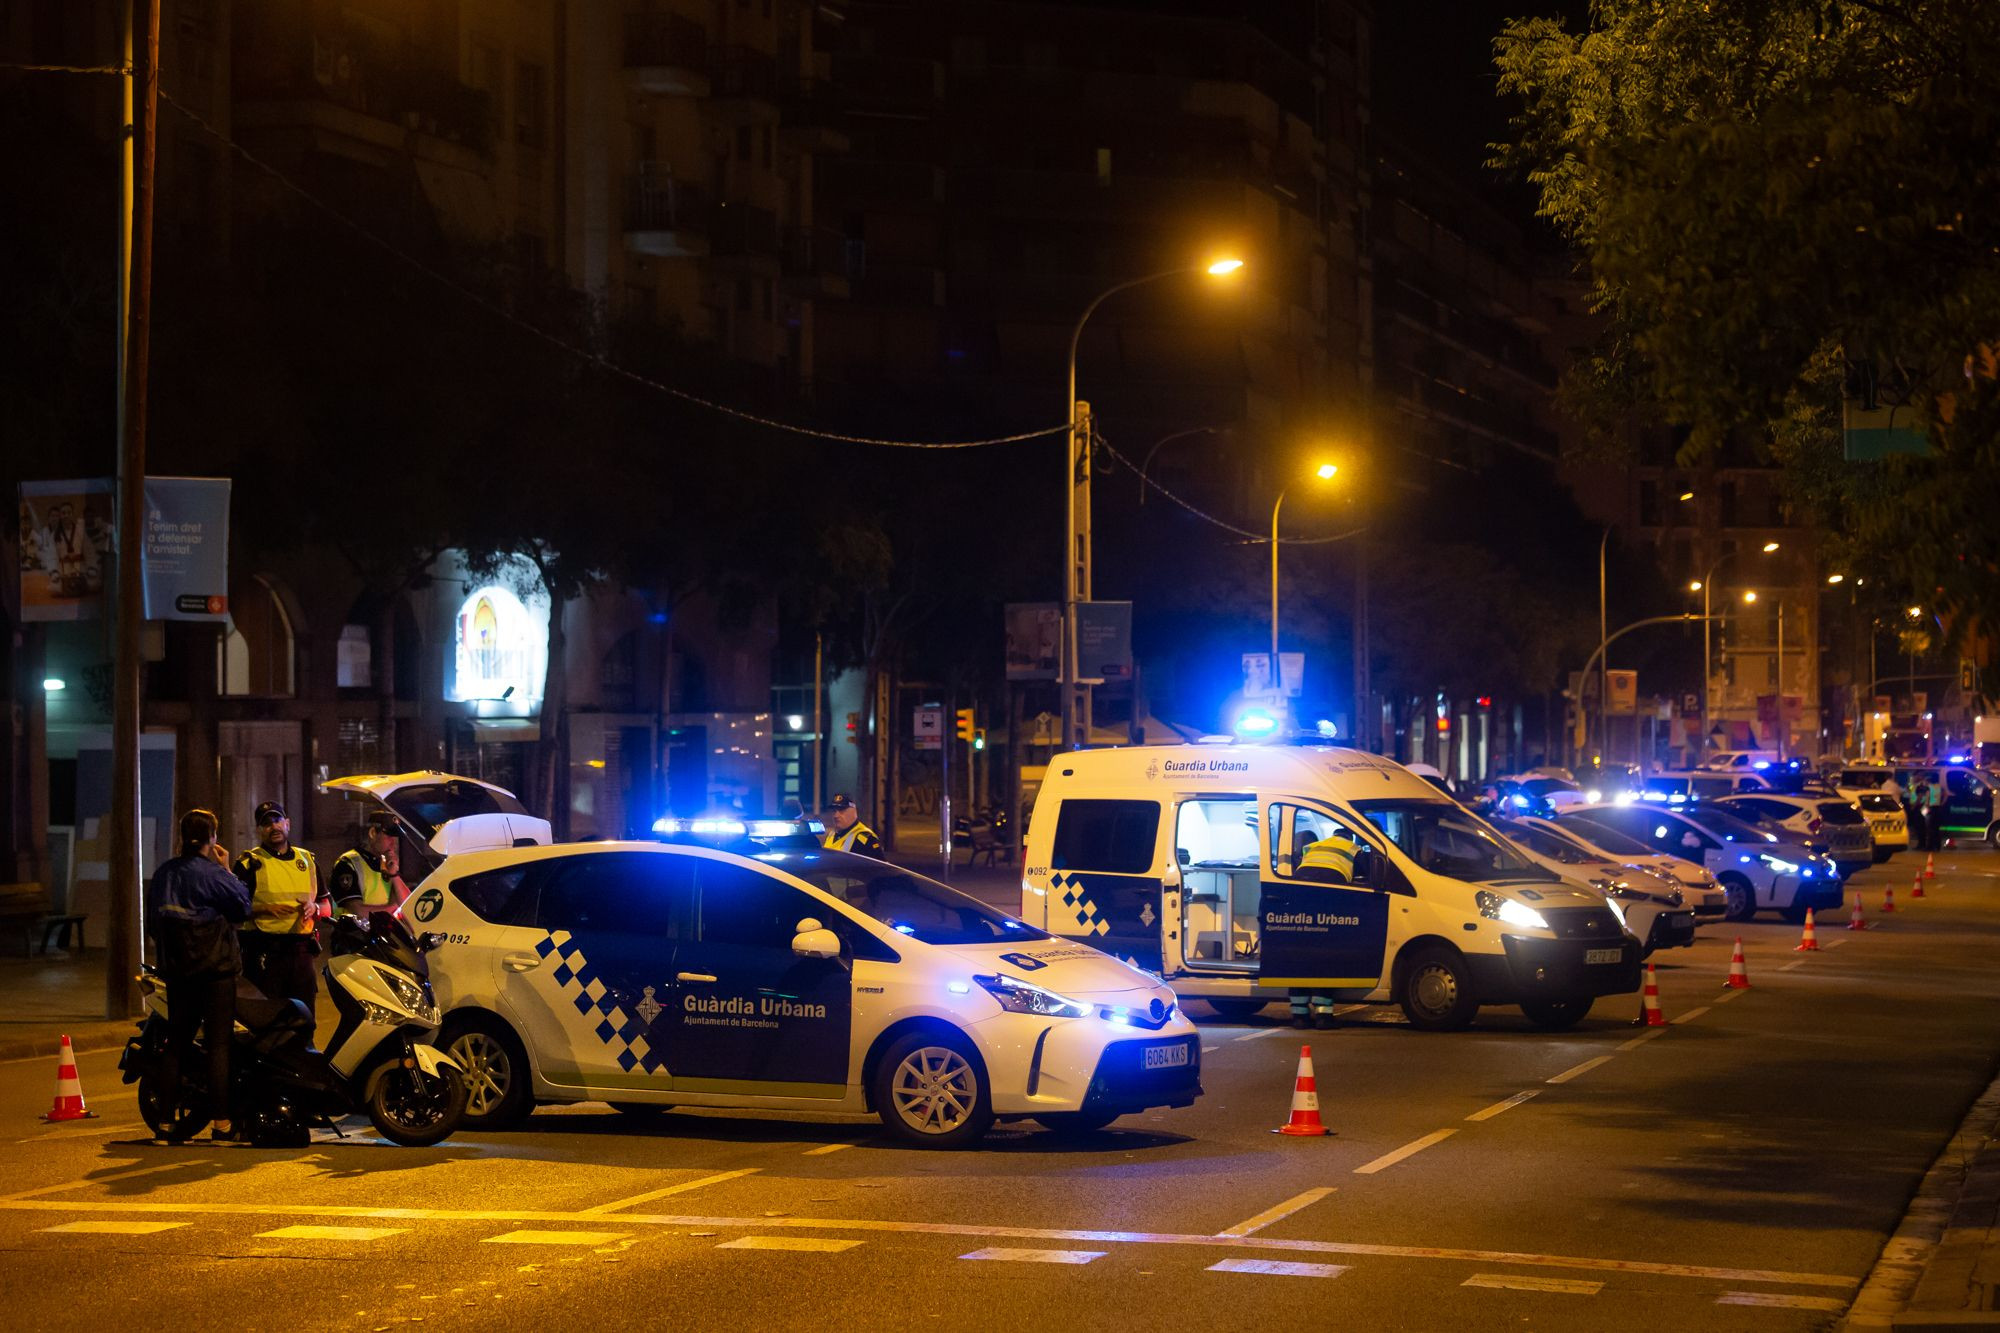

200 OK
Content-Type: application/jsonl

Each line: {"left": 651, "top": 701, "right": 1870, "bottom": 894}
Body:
{"left": 1289, "top": 827, "right": 1361, "bottom": 1030}
{"left": 331, "top": 812, "right": 409, "bottom": 918}
{"left": 821, "top": 793, "right": 884, "bottom": 857}
{"left": 232, "top": 800, "right": 329, "bottom": 1006}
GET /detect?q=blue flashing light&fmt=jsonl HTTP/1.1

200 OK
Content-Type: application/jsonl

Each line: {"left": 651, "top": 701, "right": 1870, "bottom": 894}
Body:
{"left": 1002, "top": 919, "right": 1025, "bottom": 930}
{"left": 1511, "top": 794, "right": 1532, "bottom": 809}
{"left": 1753, "top": 760, "right": 1771, "bottom": 770}
{"left": 1802, "top": 868, "right": 1814, "bottom": 878}
{"left": 1235, "top": 707, "right": 1280, "bottom": 739}
{"left": 1315, "top": 718, "right": 1339, "bottom": 737}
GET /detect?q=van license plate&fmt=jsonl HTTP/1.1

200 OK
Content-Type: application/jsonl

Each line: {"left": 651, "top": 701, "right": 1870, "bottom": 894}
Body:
{"left": 1584, "top": 948, "right": 1623, "bottom": 965}
{"left": 1142, "top": 1042, "right": 1191, "bottom": 1070}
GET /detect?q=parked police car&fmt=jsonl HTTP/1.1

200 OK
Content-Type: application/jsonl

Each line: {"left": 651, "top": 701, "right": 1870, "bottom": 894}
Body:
{"left": 409, "top": 823, "right": 1201, "bottom": 1148}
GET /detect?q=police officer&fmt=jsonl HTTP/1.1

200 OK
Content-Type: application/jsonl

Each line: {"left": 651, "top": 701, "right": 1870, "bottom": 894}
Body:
{"left": 331, "top": 812, "right": 409, "bottom": 917}
{"left": 1287, "top": 827, "right": 1360, "bottom": 1029}
{"left": 233, "top": 801, "right": 329, "bottom": 1006}
{"left": 147, "top": 808, "right": 251, "bottom": 1143}
{"left": 821, "top": 793, "right": 884, "bottom": 857}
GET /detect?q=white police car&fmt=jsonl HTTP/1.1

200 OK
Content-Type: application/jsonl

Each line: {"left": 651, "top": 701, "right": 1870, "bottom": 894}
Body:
{"left": 410, "top": 823, "right": 1201, "bottom": 1148}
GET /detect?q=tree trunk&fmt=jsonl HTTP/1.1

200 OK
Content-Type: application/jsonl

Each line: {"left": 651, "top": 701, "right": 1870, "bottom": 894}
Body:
{"left": 539, "top": 589, "right": 570, "bottom": 836}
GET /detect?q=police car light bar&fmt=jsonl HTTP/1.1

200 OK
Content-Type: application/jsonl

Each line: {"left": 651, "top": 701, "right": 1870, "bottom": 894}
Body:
{"left": 652, "top": 815, "right": 826, "bottom": 842}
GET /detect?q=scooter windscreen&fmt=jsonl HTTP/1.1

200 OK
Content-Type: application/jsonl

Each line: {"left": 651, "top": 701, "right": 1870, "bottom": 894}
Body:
{"left": 329, "top": 910, "right": 429, "bottom": 979}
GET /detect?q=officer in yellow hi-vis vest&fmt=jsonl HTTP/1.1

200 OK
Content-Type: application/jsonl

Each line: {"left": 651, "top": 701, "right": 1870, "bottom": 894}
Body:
{"left": 331, "top": 812, "right": 409, "bottom": 918}
{"left": 820, "top": 793, "right": 884, "bottom": 857}
{"left": 232, "top": 801, "right": 329, "bottom": 1006}
{"left": 1290, "top": 827, "right": 1361, "bottom": 1030}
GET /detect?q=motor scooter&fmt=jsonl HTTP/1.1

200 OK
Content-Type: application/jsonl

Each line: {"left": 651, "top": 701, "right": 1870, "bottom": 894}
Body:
{"left": 121, "top": 912, "right": 467, "bottom": 1147}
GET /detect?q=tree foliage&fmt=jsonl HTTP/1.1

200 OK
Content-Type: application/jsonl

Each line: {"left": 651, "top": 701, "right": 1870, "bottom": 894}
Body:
{"left": 1493, "top": 0, "right": 2000, "bottom": 626}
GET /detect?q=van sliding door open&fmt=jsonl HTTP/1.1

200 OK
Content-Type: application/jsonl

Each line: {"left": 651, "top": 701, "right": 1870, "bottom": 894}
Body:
{"left": 1174, "top": 798, "right": 1261, "bottom": 971}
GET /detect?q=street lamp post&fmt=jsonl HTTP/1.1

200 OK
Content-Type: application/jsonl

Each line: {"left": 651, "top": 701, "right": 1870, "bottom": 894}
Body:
{"left": 1269, "top": 463, "right": 1339, "bottom": 725}
{"left": 1060, "top": 257, "right": 1242, "bottom": 751}
{"left": 1744, "top": 590, "right": 1787, "bottom": 760}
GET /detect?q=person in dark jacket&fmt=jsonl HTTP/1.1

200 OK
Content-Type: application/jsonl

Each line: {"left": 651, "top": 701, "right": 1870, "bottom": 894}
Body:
{"left": 147, "top": 808, "right": 252, "bottom": 1143}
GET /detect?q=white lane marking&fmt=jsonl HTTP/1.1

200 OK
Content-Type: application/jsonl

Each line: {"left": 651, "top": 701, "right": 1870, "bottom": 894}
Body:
{"left": 1617, "top": 1029, "right": 1666, "bottom": 1052}
{"left": 1353, "top": 1129, "right": 1456, "bottom": 1175}
{"left": 1826, "top": 938, "right": 1848, "bottom": 949}
{"left": 1464, "top": 1273, "right": 1603, "bottom": 1295}
{"left": 1673, "top": 1006, "right": 1712, "bottom": 1025}
{"left": 1547, "top": 1056, "right": 1615, "bottom": 1085}
{"left": 1466, "top": 1092, "right": 1538, "bottom": 1122}
{"left": 1715, "top": 1291, "right": 1847, "bottom": 1311}
{"left": 802, "top": 1143, "right": 854, "bottom": 1156}
{"left": 40, "top": 1220, "right": 186, "bottom": 1235}
{"left": 3, "top": 1161, "right": 197, "bottom": 1201}
{"left": 719, "top": 1235, "right": 862, "bottom": 1252}
{"left": 1203, "top": 1045, "right": 1218, "bottom": 1053}
{"left": 1713, "top": 988, "right": 1746, "bottom": 1004}
{"left": 579, "top": 1168, "right": 762, "bottom": 1214}
{"left": 1215, "top": 1187, "right": 1337, "bottom": 1237}
{"left": 0, "top": 1200, "right": 1858, "bottom": 1287}
{"left": 484, "top": 1230, "right": 633, "bottom": 1246}
{"left": 1209, "top": 1258, "right": 1347, "bottom": 1278}
{"left": 1779, "top": 960, "right": 1806, "bottom": 971}
{"left": 1232, "top": 1027, "right": 1287, "bottom": 1043}
{"left": 257, "top": 1225, "right": 406, "bottom": 1241}
{"left": 18, "top": 1121, "right": 148, "bottom": 1144}
{"left": 962, "top": 1248, "right": 1104, "bottom": 1264}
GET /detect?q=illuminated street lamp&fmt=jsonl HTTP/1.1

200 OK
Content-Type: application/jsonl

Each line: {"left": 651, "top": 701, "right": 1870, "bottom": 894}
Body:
{"left": 1696, "top": 541, "right": 1778, "bottom": 759}
{"left": 1269, "top": 462, "right": 1340, "bottom": 724}
{"left": 1059, "top": 255, "right": 1244, "bottom": 749}
{"left": 1744, "top": 589, "right": 1792, "bottom": 760}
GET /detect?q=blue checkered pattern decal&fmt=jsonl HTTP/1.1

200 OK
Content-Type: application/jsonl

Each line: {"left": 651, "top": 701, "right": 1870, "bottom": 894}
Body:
{"left": 1050, "top": 871, "right": 1110, "bottom": 937}
{"left": 534, "top": 930, "right": 666, "bottom": 1074}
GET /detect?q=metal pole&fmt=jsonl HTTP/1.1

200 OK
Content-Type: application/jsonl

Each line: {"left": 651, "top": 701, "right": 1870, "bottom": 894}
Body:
{"left": 109, "top": 0, "right": 158, "bottom": 1020}
{"left": 811, "top": 631, "right": 823, "bottom": 813}
{"left": 1597, "top": 528, "right": 1609, "bottom": 765}
{"left": 1776, "top": 598, "right": 1786, "bottom": 761}
{"left": 1270, "top": 488, "right": 1286, "bottom": 721}
{"left": 1701, "top": 577, "right": 1712, "bottom": 761}
{"left": 1353, "top": 529, "right": 1370, "bottom": 750}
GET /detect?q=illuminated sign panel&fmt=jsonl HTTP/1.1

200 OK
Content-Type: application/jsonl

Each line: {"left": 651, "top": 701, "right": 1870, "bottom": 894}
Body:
{"left": 447, "top": 584, "right": 546, "bottom": 705}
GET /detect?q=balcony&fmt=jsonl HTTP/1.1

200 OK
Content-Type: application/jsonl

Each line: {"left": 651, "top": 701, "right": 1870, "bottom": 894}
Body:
{"left": 709, "top": 201, "right": 779, "bottom": 268}
{"left": 777, "top": 75, "right": 849, "bottom": 155}
{"left": 624, "top": 166, "right": 709, "bottom": 258}
{"left": 235, "top": 27, "right": 491, "bottom": 162}
{"left": 781, "top": 226, "right": 853, "bottom": 300}
{"left": 708, "top": 46, "right": 778, "bottom": 123}
{"left": 621, "top": 13, "right": 709, "bottom": 97}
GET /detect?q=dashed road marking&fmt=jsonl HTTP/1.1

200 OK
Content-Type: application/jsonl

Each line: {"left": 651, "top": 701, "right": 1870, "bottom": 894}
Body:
{"left": 962, "top": 1248, "right": 1104, "bottom": 1264}
{"left": 718, "top": 1236, "right": 862, "bottom": 1252}
{"left": 40, "top": 1220, "right": 186, "bottom": 1235}
{"left": 18, "top": 1121, "right": 149, "bottom": 1144}
{"left": 1617, "top": 1029, "right": 1666, "bottom": 1052}
{"left": 1673, "top": 1006, "right": 1712, "bottom": 1025}
{"left": 579, "top": 1168, "right": 762, "bottom": 1214}
{"left": 257, "top": 1225, "right": 407, "bottom": 1241}
{"left": 1779, "top": 960, "right": 1806, "bottom": 971}
{"left": 1715, "top": 1291, "right": 1847, "bottom": 1311}
{"left": 1466, "top": 1092, "right": 1538, "bottom": 1122}
{"left": 484, "top": 1230, "right": 633, "bottom": 1246}
{"left": 802, "top": 1143, "right": 855, "bottom": 1156}
{"left": 1713, "top": 988, "right": 1746, "bottom": 1004}
{"left": 1464, "top": 1273, "right": 1603, "bottom": 1295}
{"left": 1354, "top": 1129, "right": 1456, "bottom": 1175}
{"left": 1826, "top": 938, "right": 1848, "bottom": 949}
{"left": 1216, "top": 1188, "right": 1336, "bottom": 1237}
{"left": 1232, "top": 1028, "right": 1287, "bottom": 1043}
{"left": 1547, "top": 1056, "right": 1614, "bottom": 1085}
{"left": 1209, "top": 1258, "right": 1347, "bottom": 1278}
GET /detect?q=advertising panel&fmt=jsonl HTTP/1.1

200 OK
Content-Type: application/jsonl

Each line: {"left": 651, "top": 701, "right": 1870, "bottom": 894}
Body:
{"left": 141, "top": 476, "right": 231, "bottom": 620}
{"left": 1004, "top": 603, "right": 1060, "bottom": 681}
{"left": 17, "top": 480, "right": 113, "bottom": 621}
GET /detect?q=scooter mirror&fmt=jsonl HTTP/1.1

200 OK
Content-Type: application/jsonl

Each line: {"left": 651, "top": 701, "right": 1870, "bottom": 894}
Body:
{"left": 417, "top": 931, "right": 446, "bottom": 953}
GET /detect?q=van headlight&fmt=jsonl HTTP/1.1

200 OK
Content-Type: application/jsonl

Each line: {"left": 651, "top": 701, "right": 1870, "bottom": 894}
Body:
{"left": 1474, "top": 891, "right": 1548, "bottom": 931}
{"left": 973, "top": 974, "right": 1091, "bottom": 1018}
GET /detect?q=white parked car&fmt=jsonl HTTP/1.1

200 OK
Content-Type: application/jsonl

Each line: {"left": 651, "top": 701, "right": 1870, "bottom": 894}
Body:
{"left": 1712, "top": 793, "right": 1874, "bottom": 879}
{"left": 1520, "top": 813, "right": 1728, "bottom": 921}
{"left": 1488, "top": 817, "right": 1695, "bottom": 957}
{"left": 413, "top": 827, "right": 1201, "bottom": 1148}
{"left": 1701, "top": 750, "right": 1779, "bottom": 772}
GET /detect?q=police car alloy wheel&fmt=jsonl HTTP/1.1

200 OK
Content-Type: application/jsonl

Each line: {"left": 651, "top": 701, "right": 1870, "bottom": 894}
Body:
{"left": 1719, "top": 876, "right": 1757, "bottom": 922}
{"left": 440, "top": 1015, "right": 533, "bottom": 1129}
{"left": 1398, "top": 945, "right": 1479, "bottom": 1032}
{"left": 872, "top": 1031, "right": 993, "bottom": 1148}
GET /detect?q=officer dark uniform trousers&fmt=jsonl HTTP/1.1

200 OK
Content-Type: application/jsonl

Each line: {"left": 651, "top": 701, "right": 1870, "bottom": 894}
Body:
{"left": 233, "top": 804, "right": 328, "bottom": 1006}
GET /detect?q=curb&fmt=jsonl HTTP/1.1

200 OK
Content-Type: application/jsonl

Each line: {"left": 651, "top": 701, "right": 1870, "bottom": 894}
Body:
{"left": 1845, "top": 1052, "right": 2000, "bottom": 1329}
{"left": 0, "top": 1022, "right": 137, "bottom": 1066}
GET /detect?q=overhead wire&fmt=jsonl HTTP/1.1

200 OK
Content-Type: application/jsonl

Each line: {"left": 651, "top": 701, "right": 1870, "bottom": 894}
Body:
{"left": 156, "top": 89, "right": 1067, "bottom": 452}
{"left": 1094, "top": 431, "right": 1364, "bottom": 545}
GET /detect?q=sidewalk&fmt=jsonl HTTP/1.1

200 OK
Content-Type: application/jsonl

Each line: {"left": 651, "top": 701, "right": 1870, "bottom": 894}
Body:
{"left": 0, "top": 948, "right": 138, "bottom": 1063}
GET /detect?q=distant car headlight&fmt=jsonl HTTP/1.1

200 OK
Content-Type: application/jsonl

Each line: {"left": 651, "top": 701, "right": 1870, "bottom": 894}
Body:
{"left": 973, "top": 973, "right": 1091, "bottom": 1019}
{"left": 1475, "top": 891, "right": 1548, "bottom": 930}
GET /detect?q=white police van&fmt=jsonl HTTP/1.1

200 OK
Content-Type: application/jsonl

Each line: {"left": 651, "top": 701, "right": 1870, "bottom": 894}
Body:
{"left": 1020, "top": 742, "right": 1642, "bottom": 1031}
{"left": 408, "top": 824, "right": 1200, "bottom": 1148}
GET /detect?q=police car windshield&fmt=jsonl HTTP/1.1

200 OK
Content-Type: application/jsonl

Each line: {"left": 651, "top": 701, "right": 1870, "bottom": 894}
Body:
{"left": 1351, "top": 800, "right": 1553, "bottom": 883}
{"left": 1682, "top": 808, "right": 1779, "bottom": 844}
{"left": 784, "top": 861, "right": 1050, "bottom": 945}
{"left": 1559, "top": 819, "right": 1652, "bottom": 858}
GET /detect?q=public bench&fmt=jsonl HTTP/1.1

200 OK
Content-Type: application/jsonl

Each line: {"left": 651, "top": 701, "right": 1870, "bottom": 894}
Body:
{"left": 0, "top": 883, "right": 86, "bottom": 956}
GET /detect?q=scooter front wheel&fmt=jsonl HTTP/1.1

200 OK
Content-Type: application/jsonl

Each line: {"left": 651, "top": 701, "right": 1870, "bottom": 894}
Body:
{"left": 365, "top": 1063, "right": 468, "bottom": 1147}
{"left": 137, "top": 1073, "right": 210, "bottom": 1143}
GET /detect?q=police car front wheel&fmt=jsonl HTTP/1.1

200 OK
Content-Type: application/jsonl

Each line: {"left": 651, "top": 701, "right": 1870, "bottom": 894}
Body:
{"left": 440, "top": 1014, "right": 533, "bottom": 1130}
{"left": 872, "top": 1031, "right": 994, "bottom": 1149}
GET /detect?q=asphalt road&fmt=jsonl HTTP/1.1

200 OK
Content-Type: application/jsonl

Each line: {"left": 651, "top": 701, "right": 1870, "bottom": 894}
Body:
{"left": 3, "top": 850, "right": 1997, "bottom": 1331}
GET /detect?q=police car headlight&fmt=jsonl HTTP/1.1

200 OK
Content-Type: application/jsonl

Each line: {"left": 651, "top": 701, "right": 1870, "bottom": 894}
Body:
{"left": 1475, "top": 891, "right": 1548, "bottom": 930}
{"left": 973, "top": 973, "right": 1091, "bottom": 1019}
{"left": 1758, "top": 854, "right": 1800, "bottom": 874}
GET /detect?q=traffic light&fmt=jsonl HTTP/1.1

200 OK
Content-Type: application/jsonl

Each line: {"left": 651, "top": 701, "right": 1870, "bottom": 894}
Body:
{"left": 845, "top": 712, "right": 860, "bottom": 745}
{"left": 955, "top": 707, "right": 976, "bottom": 742}
{"left": 973, "top": 728, "right": 987, "bottom": 752}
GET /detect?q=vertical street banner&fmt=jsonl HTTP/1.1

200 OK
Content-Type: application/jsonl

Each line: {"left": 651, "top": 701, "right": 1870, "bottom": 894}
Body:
{"left": 141, "top": 477, "right": 231, "bottom": 620}
{"left": 1077, "top": 600, "right": 1132, "bottom": 681}
{"left": 17, "top": 479, "right": 114, "bottom": 621}
{"left": 1004, "top": 602, "right": 1060, "bottom": 680}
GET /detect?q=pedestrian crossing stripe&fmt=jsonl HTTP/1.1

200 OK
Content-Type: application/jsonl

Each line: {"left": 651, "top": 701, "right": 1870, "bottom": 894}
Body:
{"left": 1208, "top": 1258, "right": 1347, "bottom": 1278}
{"left": 717, "top": 1236, "right": 863, "bottom": 1252}
{"left": 961, "top": 1247, "right": 1105, "bottom": 1264}
{"left": 39, "top": 1220, "right": 186, "bottom": 1235}
{"left": 256, "top": 1225, "right": 407, "bottom": 1241}
{"left": 483, "top": 1230, "right": 632, "bottom": 1246}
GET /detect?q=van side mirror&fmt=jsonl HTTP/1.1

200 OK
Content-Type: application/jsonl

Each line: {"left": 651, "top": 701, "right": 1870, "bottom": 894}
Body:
{"left": 791, "top": 917, "right": 842, "bottom": 960}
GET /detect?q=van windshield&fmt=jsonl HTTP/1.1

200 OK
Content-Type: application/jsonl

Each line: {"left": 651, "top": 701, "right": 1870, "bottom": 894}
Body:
{"left": 1351, "top": 800, "right": 1553, "bottom": 883}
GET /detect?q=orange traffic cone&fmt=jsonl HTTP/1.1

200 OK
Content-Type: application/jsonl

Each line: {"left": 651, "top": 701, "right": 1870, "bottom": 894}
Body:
{"left": 1727, "top": 938, "right": 1752, "bottom": 988}
{"left": 1925, "top": 852, "right": 1937, "bottom": 880}
{"left": 41, "top": 1035, "right": 97, "bottom": 1123}
{"left": 1794, "top": 909, "right": 1820, "bottom": 952}
{"left": 1635, "top": 962, "right": 1666, "bottom": 1027}
{"left": 1911, "top": 867, "right": 1925, "bottom": 900}
{"left": 1849, "top": 895, "right": 1869, "bottom": 931}
{"left": 1276, "top": 1045, "right": 1330, "bottom": 1137}
{"left": 1883, "top": 884, "right": 1897, "bottom": 914}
